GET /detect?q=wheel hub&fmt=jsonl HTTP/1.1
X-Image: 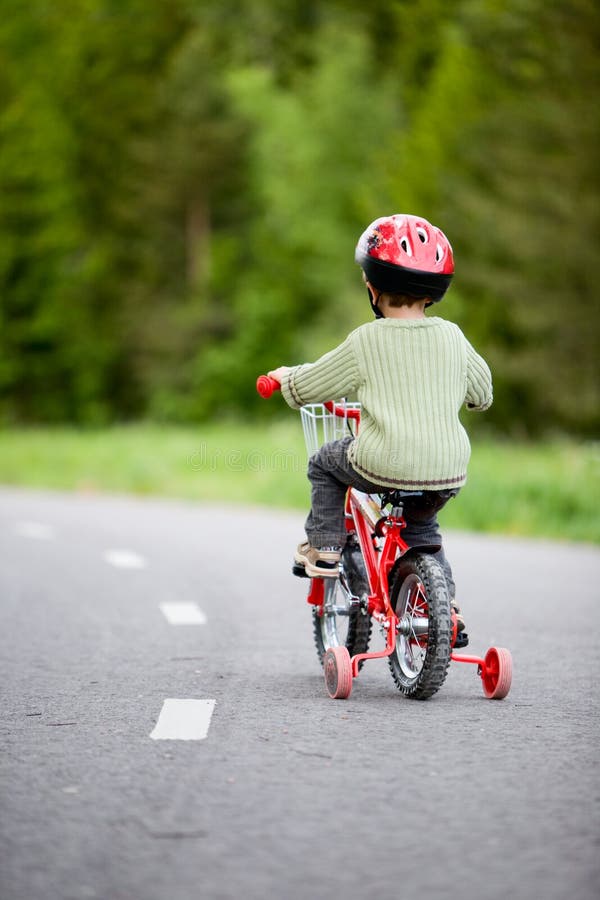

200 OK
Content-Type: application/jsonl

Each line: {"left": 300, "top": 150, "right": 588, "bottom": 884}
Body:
{"left": 397, "top": 614, "right": 429, "bottom": 637}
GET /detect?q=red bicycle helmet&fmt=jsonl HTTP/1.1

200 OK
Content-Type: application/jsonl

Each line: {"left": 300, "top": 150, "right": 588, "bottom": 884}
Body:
{"left": 355, "top": 214, "right": 454, "bottom": 311}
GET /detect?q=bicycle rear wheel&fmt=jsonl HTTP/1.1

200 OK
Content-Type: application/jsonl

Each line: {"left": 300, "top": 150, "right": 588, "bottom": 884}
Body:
{"left": 388, "top": 552, "right": 452, "bottom": 700}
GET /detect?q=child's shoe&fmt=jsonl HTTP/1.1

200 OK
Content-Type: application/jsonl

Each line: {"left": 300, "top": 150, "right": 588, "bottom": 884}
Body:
{"left": 451, "top": 602, "right": 469, "bottom": 648}
{"left": 451, "top": 602, "right": 466, "bottom": 632}
{"left": 294, "top": 542, "right": 341, "bottom": 578}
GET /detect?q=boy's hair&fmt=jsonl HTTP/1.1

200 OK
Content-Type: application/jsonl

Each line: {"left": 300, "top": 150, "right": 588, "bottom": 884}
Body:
{"left": 380, "top": 292, "right": 429, "bottom": 308}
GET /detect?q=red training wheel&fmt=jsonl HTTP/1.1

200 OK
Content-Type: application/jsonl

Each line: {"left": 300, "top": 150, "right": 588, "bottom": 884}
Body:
{"left": 324, "top": 647, "right": 353, "bottom": 700}
{"left": 481, "top": 646, "right": 512, "bottom": 699}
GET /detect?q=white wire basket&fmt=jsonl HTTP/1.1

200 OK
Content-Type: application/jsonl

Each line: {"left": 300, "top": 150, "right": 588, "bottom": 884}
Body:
{"left": 300, "top": 402, "right": 361, "bottom": 458}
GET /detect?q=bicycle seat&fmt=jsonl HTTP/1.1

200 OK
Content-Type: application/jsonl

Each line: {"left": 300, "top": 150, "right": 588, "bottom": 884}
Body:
{"left": 380, "top": 489, "right": 423, "bottom": 506}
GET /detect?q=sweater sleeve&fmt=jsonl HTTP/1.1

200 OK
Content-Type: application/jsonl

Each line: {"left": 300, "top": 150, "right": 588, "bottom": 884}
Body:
{"left": 465, "top": 340, "right": 493, "bottom": 411}
{"left": 279, "top": 334, "right": 361, "bottom": 409}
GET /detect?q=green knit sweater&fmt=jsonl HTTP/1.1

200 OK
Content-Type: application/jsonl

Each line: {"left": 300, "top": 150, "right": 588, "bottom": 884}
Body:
{"left": 280, "top": 317, "right": 492, "bottom": 490}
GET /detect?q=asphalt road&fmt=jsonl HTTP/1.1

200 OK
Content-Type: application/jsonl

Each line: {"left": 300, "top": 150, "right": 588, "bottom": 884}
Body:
{"left": 1, "top": 487, "right": 599, "bottom": 900}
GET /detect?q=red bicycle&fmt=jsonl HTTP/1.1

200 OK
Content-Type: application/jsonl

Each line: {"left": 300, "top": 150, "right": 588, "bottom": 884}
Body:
{"left": 257, "top": 375, "right": 512, "bottom": 702}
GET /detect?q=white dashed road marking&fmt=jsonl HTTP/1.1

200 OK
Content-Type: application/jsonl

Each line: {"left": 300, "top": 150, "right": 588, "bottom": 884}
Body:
{"left": 150, "top": 699, "right": 216, "bottom": 741}
{"left": 14, "top": 521, "right": 55, "bottom": 540}
{"left": 104, "top": 549, "right": 147, "bottom": 569}
{"left": 11, "top": 510, "right": 217, "bottom": 745}
{"left": 159, "top": 602, "right": 207, "bottom": 625}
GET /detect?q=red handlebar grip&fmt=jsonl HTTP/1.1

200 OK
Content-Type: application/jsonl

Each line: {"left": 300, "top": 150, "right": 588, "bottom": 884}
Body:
{"left": 256, "top": 375, "right": 281, "bottom": 398}
{"left": 324, "top": 401, "right": 361, "bottom": 421}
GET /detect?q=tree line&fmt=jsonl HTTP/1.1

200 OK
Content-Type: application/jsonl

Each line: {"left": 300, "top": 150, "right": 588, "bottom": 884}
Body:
{"left": 0, "top": 0, "right": 598, "bottom": 435}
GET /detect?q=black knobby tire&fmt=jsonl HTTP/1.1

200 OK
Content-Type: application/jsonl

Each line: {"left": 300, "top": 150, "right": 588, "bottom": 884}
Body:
{"left": 388, "top": 552, "right": 452, "bottom": 700}
{"left": 312, "top": 539, "right": 372, "bottom": 667}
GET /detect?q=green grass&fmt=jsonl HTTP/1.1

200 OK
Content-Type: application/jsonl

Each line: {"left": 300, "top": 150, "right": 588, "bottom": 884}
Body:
{"left": 0, "top": 423, "right": 598, "bottom": 543}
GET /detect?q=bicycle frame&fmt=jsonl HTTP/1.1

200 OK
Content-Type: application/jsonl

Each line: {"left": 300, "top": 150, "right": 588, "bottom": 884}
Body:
{"left": 310, "top": 487, "right": 505, "bottom": 683}
{"left": 346, "top": 489, "right": 406, "bottom": 611}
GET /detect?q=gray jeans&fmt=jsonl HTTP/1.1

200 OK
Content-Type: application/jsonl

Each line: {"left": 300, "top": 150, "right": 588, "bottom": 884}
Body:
{"left": 305, "top": 437, "right": 458, "bottom": 598}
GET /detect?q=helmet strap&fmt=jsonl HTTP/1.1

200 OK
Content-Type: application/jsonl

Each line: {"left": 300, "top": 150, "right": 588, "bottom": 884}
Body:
{"left": 367, "top": 285, "right": 384, "bottom": 319}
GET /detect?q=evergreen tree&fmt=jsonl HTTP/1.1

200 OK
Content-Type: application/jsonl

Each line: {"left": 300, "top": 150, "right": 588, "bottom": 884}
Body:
{"left": 0, "top": 0, "right": 596, "bottom": 433}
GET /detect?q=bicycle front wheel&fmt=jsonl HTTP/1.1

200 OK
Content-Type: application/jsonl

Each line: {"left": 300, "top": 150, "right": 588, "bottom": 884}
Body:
{"left": 388, "top": 552, "right": 452, "bottom": 700}
{"left": 312, "top": 540, "right": 372, "bottom": 666}
{"left": 312, "top": 579, "right": 372, "bottom": 665}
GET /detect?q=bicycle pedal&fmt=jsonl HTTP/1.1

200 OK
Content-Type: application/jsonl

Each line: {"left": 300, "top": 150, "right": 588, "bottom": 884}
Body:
{"left": 292, "top": 563, "right": 310, "bottom": 579}
{"left": 454, "top": 631, "right": 469, "bottom": 649}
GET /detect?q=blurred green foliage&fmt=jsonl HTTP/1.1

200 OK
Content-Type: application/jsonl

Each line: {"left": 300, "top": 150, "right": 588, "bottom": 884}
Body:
{"left": 0, "top": 424, "right": 597, "bottom": 542}
{"left": 0, "top": 0, "right": 598, "bottom": 434}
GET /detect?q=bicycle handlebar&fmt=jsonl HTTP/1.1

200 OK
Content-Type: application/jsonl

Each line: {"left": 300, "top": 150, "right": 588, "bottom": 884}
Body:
{"left": 256, "top": 375, "right": 281, "bottom": 398}
{"left": 256, "top": 375, "right": 360, "bottom": 421}
{"left": 323, "top": 401, "right": 361, "bottom": 421}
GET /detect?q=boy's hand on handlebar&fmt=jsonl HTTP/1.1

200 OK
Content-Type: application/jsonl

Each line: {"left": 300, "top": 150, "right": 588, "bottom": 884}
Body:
{"left": 267, "top": 366, "right": 291, "bottom": 384}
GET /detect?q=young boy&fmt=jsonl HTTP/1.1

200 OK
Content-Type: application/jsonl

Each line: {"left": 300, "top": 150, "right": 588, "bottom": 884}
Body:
{"left": 268, "top": 214, "right": 492, "bottom": 640}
